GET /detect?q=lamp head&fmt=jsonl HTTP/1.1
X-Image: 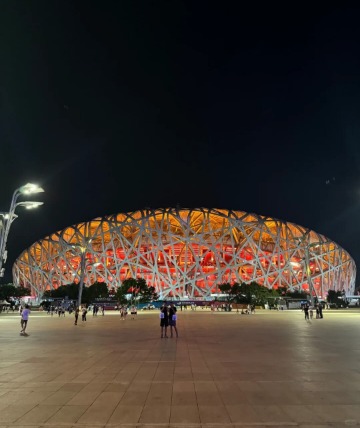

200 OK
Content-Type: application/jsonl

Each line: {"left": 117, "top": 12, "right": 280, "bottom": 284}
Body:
{"left": 16, "top": 201, "right": 44, "bottom": 209}
{"left": 19, "top": 183, "right": 45, "bottom": 195}
{"left": 25, "top": 201, "right": 44, "bottom": 209}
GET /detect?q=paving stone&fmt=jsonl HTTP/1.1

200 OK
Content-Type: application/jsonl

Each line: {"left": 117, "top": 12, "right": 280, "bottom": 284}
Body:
{"left": 107, "top": 404, "right": 143, "bottom": 424}
{"left": 0, "top": 404, "right": 36, "bottom": 423}
{"left": 41, "top": 389, "right": 78, "bottom": 405}
{"left": 45, "top": 404, "right": 88, "bottom": 424}
{"left": 139, "top": 404, "right": 171, "bottom": 423}
{"left": 170, "top": 405, "right": 200, "bottom": 423}
{"left": 0, "top": 310, "right": 360, "bottom": 427}
{"left": 76, "top": 403, "right": 116, "bottom": 425}
{"left": 15, "top": 404, "right": 62, "bottom": 424}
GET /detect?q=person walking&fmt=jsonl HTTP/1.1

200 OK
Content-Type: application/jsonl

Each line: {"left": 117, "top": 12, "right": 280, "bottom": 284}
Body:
{"left": 74, "top": 307, "right": 80, "bottom": 325}
{"left": 20, "top": 304, "right": 31, "bottom": 334}
{"left": 169, "top": 303, "right": 178, "bottom": 338}
{"left": 160, "top": 304, "right": 169, "bottom": 338}
{"left": 81, "top": 307, "right": 87, "bottom": 322}
{"left": 120, "top": 305, "right": 126, "bottom": 320}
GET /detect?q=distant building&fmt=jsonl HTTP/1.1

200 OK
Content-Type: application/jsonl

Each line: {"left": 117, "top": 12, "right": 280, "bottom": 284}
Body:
{"left": 13, "top": 208, "right": 356, "bottom": 299}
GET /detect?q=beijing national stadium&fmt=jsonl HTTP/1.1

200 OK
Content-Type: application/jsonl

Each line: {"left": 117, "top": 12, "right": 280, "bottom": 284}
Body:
{"left": 13, "top": 208, "right": 356, "bottom": 299}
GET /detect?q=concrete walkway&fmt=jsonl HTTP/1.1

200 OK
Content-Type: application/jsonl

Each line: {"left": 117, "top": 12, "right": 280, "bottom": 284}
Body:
{"left": 0, "top": 308, "right": 360, "bottom": 427}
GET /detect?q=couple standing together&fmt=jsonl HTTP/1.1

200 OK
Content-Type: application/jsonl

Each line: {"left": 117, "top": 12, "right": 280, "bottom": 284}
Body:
{"left": 160, "top": 303, "right": 178, "bottom": 338}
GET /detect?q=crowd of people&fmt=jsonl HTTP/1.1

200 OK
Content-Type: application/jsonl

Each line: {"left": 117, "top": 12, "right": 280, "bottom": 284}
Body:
{"left": 46, "top": 304, "right": 74, "bottom": 316}
{"left": 302, "top": 302, "right": 324, "bottom": 321}
{"left": 91, "top": 304, "right": 105, "bottom": 316}
{"left": 13, "top": 298, "right": 331, "bottom": 336}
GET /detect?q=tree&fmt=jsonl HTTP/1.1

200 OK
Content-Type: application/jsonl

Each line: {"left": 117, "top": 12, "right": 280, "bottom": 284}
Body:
{"left": 0, "top": 284, "right": 17, "bottom": 300}
{"left": 218, "top": 283, "right": 232, "bottom": 301}
{"left": 136, "top": 278, "right": 158, "bottom": 303}
{"left": 87, "top": 282, "right": 109, "bottom": 302}
{"left": 285, "top": 289, "right": 308, "bottom": 299}
{"left": 116, "top": 277, "right": 159, "bottom": 305}
{"left": 115, "top": 286, "right": 128, "bottom": 305}
{"left": 115, "top": 278, "right": 136, "bottom": 305}
{"left": 327, "top": 289, "right": 348, "bottom": 308}
{"left": 43, "top": 283, "right": 79, "bottom": 300}
{"left": 42, "top": 282, "right": 110, "bottom": 304}
{"left": 218, "top": 281, "right": 279, "bottom": 305}
{"left": 16, "top": 286, "right": 32, "bottom": 298}
{"left": 0, "top": 284, "right": 31, "bottom": 301}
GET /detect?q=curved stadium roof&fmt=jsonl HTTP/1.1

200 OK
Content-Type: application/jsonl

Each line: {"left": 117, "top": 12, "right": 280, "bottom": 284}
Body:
{"left": 13, "top": 207, "right": 356, "bottom": 299}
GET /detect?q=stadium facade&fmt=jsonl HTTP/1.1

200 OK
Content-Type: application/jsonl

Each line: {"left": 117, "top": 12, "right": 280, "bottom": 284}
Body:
{"left": 13, "top": 208, "right": 356, "bottom": 299}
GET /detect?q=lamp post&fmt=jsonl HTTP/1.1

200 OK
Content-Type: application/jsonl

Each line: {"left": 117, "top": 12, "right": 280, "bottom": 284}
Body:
{"left": 77, "top": 247, "right": 87, "bottom": 307}
{"left": 69, "top": 238, "right": 93, "bottom": 307}
{"left": 299, "top": 239, "right": 322, "bottom": 306}
{"left": 0, "top": 183, "right": 44, "bottom": 277}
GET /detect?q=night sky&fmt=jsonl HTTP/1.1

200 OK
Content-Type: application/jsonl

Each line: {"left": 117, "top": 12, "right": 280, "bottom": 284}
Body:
{"left": 2, "top": 2, "right": 360, "bottom": 285}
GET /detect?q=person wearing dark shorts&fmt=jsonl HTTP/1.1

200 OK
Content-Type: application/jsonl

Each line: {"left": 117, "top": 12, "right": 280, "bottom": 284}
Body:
{"left": 20, "top": 304, "right": 31, "bottom": 334}
{"left": 169, "top": 303, "right": 178, "bottom": 338}
{"left": 160, "top": 304, "right": 169, "bottom": 338}
{"left": 304, "top": 304, "right": 309, "bottom": 321}
{"left": 74, "top": 307, "right": 79, "bottom": 325}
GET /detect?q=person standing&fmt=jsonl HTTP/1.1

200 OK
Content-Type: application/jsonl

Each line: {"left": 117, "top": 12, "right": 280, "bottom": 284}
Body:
{"left": 130, "top": 305, "right": 137, "bottom": 319}
{"left": 304, "top": 304, "right": 310, "bottom": 321}
{"left": 160, "top": 304, "right": 169, "bottom": 338}
{"left": 20, "top": 304, "right": 31, "bottom": 334}
{"left": 169, "top": 303, "right": 178, "bottom": 338}
{"left": 120, "top": 305, "right": 126, "bottom": 320}
{"left": 74, "top": 307, "right": 80, "bottom": 325}
{"left": 318, "top": 303, "right": 323, "bottom": 318}
{"left": 81, "top": 307, "right": 87, "bottom": 322}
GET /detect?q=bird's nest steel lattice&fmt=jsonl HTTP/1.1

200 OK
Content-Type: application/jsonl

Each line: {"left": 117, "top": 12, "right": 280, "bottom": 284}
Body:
{"left": 13, "top": 208, "right": 356, "bottom": 299}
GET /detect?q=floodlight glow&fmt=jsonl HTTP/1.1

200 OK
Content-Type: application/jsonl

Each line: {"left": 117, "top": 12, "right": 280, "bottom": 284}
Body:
{"left": 14, "top": 201, "right": 44, "bottom": 210}
{"left": 19, "top": 183, "right": 45, "bottom": 195}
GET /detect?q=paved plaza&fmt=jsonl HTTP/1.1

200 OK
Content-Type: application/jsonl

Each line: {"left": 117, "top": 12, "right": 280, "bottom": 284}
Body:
{"left": 1, "top": 308, "right": 360, "bottom": 427}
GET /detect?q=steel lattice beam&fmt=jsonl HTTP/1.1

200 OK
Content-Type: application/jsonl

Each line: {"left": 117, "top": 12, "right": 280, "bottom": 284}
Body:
{"left": 12, "top": 208, "right": 356, "bottom": 299}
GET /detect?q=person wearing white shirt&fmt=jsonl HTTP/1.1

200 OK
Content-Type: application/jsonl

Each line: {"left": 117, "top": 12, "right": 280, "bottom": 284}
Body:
{"left": 20, "top": 305, "right": 31, "bottom": 334}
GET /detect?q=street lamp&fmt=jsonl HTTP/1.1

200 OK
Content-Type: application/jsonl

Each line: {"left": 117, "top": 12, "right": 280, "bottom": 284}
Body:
{"left": 68, "top": 238, "right": 93, "bottom": 307}
{"left": 0, "top": 183, "right": 44, "bottom": 277}
{"left": 297, "top": 236, "right": 323, "bottom": 306}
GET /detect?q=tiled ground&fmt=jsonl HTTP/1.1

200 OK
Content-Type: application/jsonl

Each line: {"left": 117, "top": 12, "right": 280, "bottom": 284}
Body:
{"left": 0, "top": 308, "right": 360, "bottom": 427}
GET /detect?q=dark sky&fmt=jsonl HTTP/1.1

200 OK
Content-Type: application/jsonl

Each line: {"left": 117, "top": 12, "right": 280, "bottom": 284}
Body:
{"left": 1, "top": 2, "right": 360, "bottom": 284}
